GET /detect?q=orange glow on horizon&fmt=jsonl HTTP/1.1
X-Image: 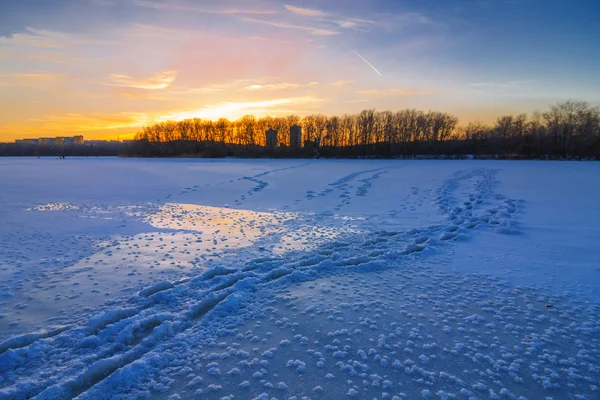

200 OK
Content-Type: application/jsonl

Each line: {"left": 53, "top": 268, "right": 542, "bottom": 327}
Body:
{"left": 1, "top": 104, "right": 538, "bottom": 142}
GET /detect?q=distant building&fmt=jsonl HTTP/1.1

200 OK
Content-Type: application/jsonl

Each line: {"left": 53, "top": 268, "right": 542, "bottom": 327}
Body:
{"left": 266, "top": 128, "right": 278, "bottom": 149}
{"left": 290, "top": 125, "right": 302, "bottom": 148}
{"left": 13, "top": 135, "right": 83, "bottom": 146}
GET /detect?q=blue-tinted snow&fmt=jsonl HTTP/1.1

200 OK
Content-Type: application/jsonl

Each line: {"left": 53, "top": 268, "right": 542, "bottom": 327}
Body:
{"left": 0, "top": 157, "right": 598, "bottom": 399}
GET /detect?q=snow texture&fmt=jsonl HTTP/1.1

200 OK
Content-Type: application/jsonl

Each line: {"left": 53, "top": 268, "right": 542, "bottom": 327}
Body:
{"left": 0, "top": 157, "right": 599, "bottom": 400}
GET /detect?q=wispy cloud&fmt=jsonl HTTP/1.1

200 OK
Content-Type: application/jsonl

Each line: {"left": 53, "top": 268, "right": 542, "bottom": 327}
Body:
{"left": 0, "top": 27, "right": 116, "bottom": 49}
{"left": 0, "top": 53, "right": 65, "bottom": 64}
{"left": 0, "top": 32, "right": 62, "bottom": 49}
{"left": 346, "top": 98, "right": 372, "bottom": 103}
{"left": 331, "top": 80, "right": 355, "bottom": 86}
{"left": 311, "top": 29, "right": 341, "bottom": 36}
{"left": 470, "top": 80, "right": 534, "bottom": 88}
{"left": 284, "top": 5, "right": 326, "bottom": 17}
{"left": 393, "top": 12, "right": 435, "bottom": 25}
{"left": 25, "top": 28, "right": 116, "bottom": 46}
{"left": 167, "top": 80, "right": 255, "bottom": 95}
{"left": 0, "top": 72, "right": 62, "bottom": 87}
{"left": 118, "top": 91, "right": 169, "bottom": 100}
{"left": 246, "top": 35, "right": 293, "bottom": 43}
{"left": 133, "top": 0, "right": 276, "bottom": 15}
{"left": 0, "top": 73, "right": 58, "bottom": 78}
{"left": 357, "top": 88, "right": 436, "bottom": 96}
{"left": 27, "top": 55, "right": 65, "bottom": 63}
{"left": 247, "top": 83, "right": 300, "bottom": 90}
{"left": 284, "top": 4, "right": 374, "bottom": 32}
{"left": 108, "top": 70, "right": 178, "bottom": 90}
{"left": 246, "top": 81, "right": 320, "bottom": 90}
{"left": 242, "top": 18, "right": 340, "bottom": 35}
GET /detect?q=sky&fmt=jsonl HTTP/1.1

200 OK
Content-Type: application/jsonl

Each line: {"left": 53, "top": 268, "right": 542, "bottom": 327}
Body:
{"left": 1, "top": 0, "right": 599, "bottom": 141}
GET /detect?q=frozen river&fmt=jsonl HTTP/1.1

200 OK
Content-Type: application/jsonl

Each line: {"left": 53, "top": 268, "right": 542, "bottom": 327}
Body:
{"left": 0, "top": 157, "right": 599, "bottom": 399}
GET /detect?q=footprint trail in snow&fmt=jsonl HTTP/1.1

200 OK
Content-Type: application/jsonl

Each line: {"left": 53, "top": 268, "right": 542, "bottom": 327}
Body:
{"left": 0, "top": 162, "right": 598, "bottom": 400}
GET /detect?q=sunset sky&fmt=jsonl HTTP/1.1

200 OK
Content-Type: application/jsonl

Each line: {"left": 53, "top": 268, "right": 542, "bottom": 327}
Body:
{"left": 1, "top": 0, "right": 599, "bottom": 141}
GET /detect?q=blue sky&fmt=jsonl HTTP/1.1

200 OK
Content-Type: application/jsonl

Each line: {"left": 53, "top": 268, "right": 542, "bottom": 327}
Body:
{"left": 1, "top": 0, "right": 599, "bottom": 140}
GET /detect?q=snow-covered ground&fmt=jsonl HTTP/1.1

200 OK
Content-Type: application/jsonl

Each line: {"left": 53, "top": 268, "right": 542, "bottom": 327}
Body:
{"left": 0, "top": 157, "right": 599, "bottom": 400}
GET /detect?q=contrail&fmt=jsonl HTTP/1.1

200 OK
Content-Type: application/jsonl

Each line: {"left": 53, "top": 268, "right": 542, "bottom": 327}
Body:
{"left": 354, "top": 51, "right": 383, "bottom": 77}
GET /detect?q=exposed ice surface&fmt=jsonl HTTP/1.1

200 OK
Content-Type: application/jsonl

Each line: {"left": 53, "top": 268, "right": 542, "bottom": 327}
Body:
{"left": 0, "top": 157, "right": 599, "bottom": 399}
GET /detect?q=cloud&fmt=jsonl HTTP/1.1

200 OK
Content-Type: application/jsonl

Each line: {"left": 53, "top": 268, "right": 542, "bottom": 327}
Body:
{"left": 108, "top": 70, "right": 178, "bottom": 90}
{"left": 338, "top": 21, "right": 359, "bottom": 28}
{"left": 284, "top": 5, "right": 326, "bottom": 17}
{"left": 331, "top": 80, "right": 355, "bottom": 86}
{"left": 0, "top": 72, "right": 62, "bottom": 87}
{"left": 470, "top": 80, "right": 533, "bottom": 88}
{"left": 0, "top": 32, "right": 62, "bottom": 49}
{"left": 244, "top": 4, "right": 373, "bottom": 36}
{"left": 246, "top": 83, "right": 300, "bottom": 90}
{"left": 0, "top": 73, "right": 57, "bottom": 78}
{"left": 27, "top": 55, "right": 65, "bottom": 63}
{"left": 346, "top": 98, "right": 372, "bottom": 103}
{"left": 357, "top": 88, "right": 436, "bottom": 96}
{"left": 167, "top": 80, "right": 255, "bottom": 95}
{"left": 0, "top": 53, "right": 65, "bottom": 63}
{"left": 284, "top": 4, "right": 374, "bottom": 32}
{"left": 24, "top": 28, "right": 116, "bottom": 46}
{"left": 0, "top": 27, "right": 116, "bottom": 50}
{"left": 133, "top": 0, "right": 276, "bottom": 15}
{"left": 118, "top": 91, "right": 169, "bottom": 100}
{"left": 395, "top": 12, "right": 435, "bottom": 25}
{"left": 285, "top": 4, "right": 375, "bottom": 32}
{"left": 242, "top": 18, "right": 340, "bottom": 35}
{"left": 246, "top": 81, "right": 320, "bottom": 90}
{"left": 311, "top": 29, "right": 341, "bottom": 36}
{"left": 133, "top": 23, "right": 180, "bottom": 35}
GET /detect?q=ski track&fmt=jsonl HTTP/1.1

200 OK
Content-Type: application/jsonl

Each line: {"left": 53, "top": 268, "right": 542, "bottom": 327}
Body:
{"left": 1, "top": 166, "right": 598, "bottom": 400}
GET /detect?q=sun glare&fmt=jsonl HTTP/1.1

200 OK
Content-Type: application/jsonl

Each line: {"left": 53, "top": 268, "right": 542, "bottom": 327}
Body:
{"left": 157, "top": 98, "right": 319, "bottom": 122}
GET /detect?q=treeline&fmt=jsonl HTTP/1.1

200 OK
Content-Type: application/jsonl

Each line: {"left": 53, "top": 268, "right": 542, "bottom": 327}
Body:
{"left": 133, "top": 110, "right": 460, "bottom": 147}
{"left": 123, "top": 100, "right": 599, "bottom": 159}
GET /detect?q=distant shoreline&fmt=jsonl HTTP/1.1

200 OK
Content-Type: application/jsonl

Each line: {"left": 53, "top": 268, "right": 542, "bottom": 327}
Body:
{"left": 0, "top": 153, "right": 596, "bottom": 161}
